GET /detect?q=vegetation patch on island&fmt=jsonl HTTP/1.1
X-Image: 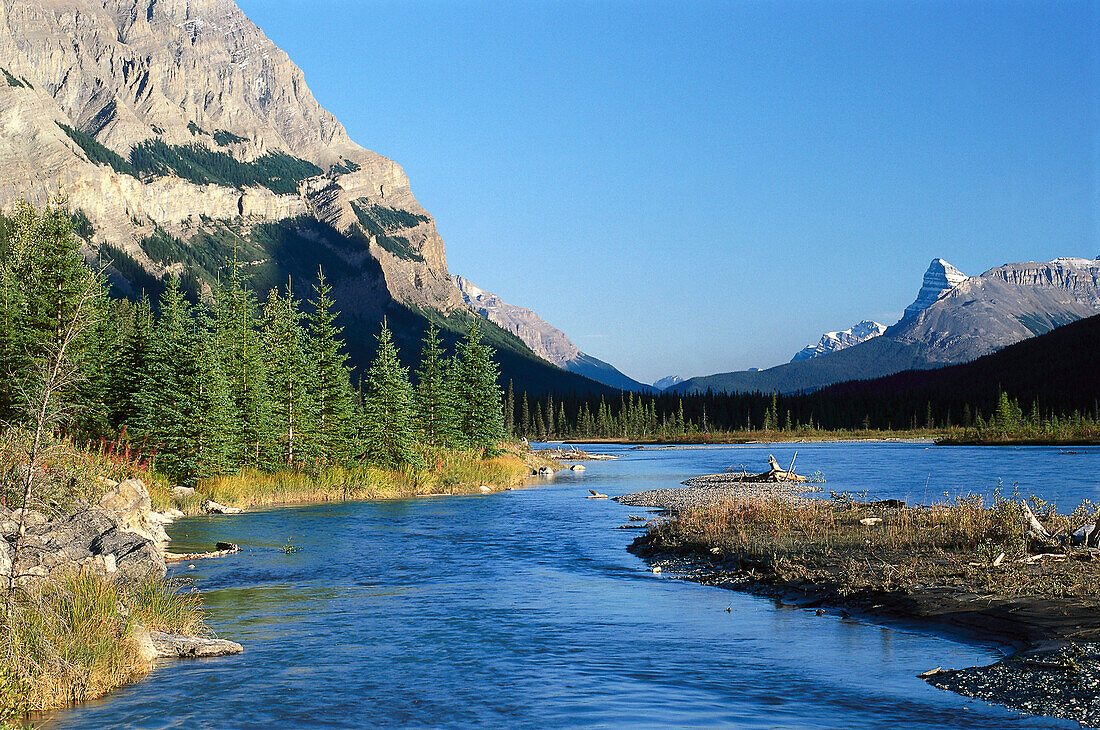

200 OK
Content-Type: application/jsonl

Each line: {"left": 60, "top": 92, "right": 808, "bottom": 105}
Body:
{"left": 628, "top": 474, "right": 1100, "bottom": 726}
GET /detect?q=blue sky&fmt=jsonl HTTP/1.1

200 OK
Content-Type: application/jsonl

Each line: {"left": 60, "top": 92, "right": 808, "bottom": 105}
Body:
{"left": 238, "top": 0, "right": 1097, "bottom": 384}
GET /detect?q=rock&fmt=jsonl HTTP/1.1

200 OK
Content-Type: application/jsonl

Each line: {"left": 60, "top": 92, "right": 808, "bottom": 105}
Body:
{"left": 478, "top": 485, "right": 492, "bottom": 494}
{"left": 214, "top": 542, "right": 238, "bottom": 552}
{"left": 89, "top": 526, "right": 167, "bottom": 580}
{"left": 171, "top": 486, "right": 196, "bottom": 500}
{"left": 131, "top": 626, "right": 159, "bottom": 667}
{"left": 570, "top": 465, "right": 586, "bottom": 472}
{"left": 10, "top": 508, "right": 48, "bottom": 530}
{"left": 203, "top": 501, "right": 242, "bottom": 515}
{"left": 1071, "top": 524, "right": 1098, "bottom": 546}
{"left": 537, "top": 467, "right": 554, "bottom": 477}
{"left": 165, "top": 508, "right": 185, "bottom": 519}
{"left": 860, "top": 517, "right": 883, "bottom": 526}
{"left": 586, "top": 491, "right": 608, "bottom": 499}
{"left": 148, "top": 631, "right": 243, "bottom": 658}
{"left": 0, "top": 538, "right": 11, "bottom": 577}
{"left": 99, "top": 479, "right": 170, "bottom": 544}
{"left": 652, "top": 566, "right": 662, "bottom": 574}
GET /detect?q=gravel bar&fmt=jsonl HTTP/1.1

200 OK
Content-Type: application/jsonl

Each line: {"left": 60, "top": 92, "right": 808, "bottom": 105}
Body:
{"left": 614, "top": 473, "right": 819, "bottom": 510}
{"left": 925, "top": 643, "right": 1100, "bottom": 728}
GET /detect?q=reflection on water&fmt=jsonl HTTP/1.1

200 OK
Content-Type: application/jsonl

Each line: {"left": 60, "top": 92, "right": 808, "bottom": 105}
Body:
{"left": 43, "top": 443, "right": 1092, "bottom": 729}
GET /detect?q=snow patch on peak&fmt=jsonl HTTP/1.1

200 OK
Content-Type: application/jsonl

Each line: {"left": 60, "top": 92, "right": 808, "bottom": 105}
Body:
{"left": 790, "top": 320, "right": 887, "bottom": 363}
{"left": 653, "top": 375, "right": 683, "bottom": 390}
{"left": 901, "top": 258, "right": 968, "bottom": 322}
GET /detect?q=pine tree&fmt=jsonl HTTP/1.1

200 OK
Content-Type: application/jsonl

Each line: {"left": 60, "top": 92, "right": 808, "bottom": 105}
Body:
{"left": 362, "top": 319, "right": 419, "bottom": 468}
{"left": 133, "top": 278, "right": 231, "bottom": 484}
{"left": 504, "top": 380, "right": 515, "bottom": 437}
{"left": 520, "top": 392, "right": 530, "bottom": 438}
{"left": 414, "top": 323, "right": 454, "bottom": 448}
{"left": 216, "top": 266, "right": 273, "bottom": 468}
{"left": 262, "top": 283, "right": 315, "bottom": 469}
{"left": 307, "top": 269, "right": 358, "bottom": 464}
{"left": 453, "top": 321, "right": 505, "bottom": 450}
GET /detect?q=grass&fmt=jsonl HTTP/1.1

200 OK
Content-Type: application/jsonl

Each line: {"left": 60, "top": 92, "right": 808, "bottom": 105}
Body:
{"left": 0, "top": 572, "right": 205, "bottom": 722}
{"left": 645, "top": 488, "right": 1100, "bottom": 599}
{"left": 191, "top": 446, "right": 536, "bottom": 511}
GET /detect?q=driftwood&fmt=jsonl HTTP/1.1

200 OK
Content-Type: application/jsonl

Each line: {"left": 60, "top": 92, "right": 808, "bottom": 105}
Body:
{"left": 164, "top": 542, "right": 240, "bottom": 563}
{"left": 722, "top": 455, "right": 808, "bottom": 483}
{"left": 1021, "top": 501, "right": 1056, "bottom": 546}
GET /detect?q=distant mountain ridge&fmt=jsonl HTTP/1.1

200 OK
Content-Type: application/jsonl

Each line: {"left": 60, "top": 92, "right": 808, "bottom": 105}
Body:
{"left": 671, "top": 256, "right": 1100, "bottom": 396}
{"left": 653, "top": 375, "right": 684, "bottom": 390}
{"left": 791, "top": 320, "right": 886, "bottom": 362}
{"left": 453, "top": 275, "right": 648, "bottom": 392}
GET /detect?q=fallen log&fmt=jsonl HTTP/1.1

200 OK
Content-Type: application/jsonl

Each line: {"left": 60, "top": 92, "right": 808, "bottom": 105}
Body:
{"left": 164, "top": 542, "right": 240, "bottom": 562}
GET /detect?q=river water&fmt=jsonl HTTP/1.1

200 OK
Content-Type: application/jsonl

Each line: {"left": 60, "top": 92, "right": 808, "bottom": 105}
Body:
{"left": 44, "top": 442, "right": 1099, "bottom": 728}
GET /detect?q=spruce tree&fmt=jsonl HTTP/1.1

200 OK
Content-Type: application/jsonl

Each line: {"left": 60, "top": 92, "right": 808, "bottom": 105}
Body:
{"left": 414, "top": 323, "right": 454, "bottom": 448}
{"left": 307, "top": 269, "right": 358, "bottom": 464}
{"left": 453, "top": 321, "right": 505, "bottom": 450}
{"left": 262, "top": 283, "right": 316, "bottom": 469}
{"left": 363, "top": 319, "right": 419, "bottom": 468}
{"left": 216, "top": 265, "right": 273, "bottom": 468}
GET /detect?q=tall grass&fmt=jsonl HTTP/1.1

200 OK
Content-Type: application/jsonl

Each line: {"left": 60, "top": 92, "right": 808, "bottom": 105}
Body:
{"left": 194, "top": 449, "right": 532, "bottom": 511}
{"left": 0, "top": 572, "right": 204, "bottom": 721}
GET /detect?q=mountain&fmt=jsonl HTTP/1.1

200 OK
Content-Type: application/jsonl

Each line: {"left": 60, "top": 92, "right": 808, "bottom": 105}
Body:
{"left": 671, "top": 256, "right": 1100, "bottom": 396}
{"left": 817, "top": 312, "right": 1100, "bottom": 419}
{"left": 0, "top": 0, "right": 609, "bottom": 395}
{"left": 653, "top": 376, "right": 684, "bottom": 390}
{"left": 885, "top": 257, "right": 1100, "bottom": 364}
{"left": 453, "top": 275, "right": 647, "bottom": 392}
{"left": 790, "top": 320, "right": 886, "bottom": 362}
{"left": 901, "top": 258, "right": 969, "bottom": 321}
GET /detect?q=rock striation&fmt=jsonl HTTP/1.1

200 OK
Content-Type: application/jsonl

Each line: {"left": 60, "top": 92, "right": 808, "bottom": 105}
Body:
{"left": 901, "top": 258, "right": 969, "bottom": 322}
{"left": 790, "top": 320, "right": 887, "bottom": 362}
{"left": 454, "top": 274, "right": 647, "bottom": 391}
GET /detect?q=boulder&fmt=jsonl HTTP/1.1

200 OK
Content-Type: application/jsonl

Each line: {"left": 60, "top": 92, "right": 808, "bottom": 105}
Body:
{"left": 10, "top": 508, "right": 48, "bottom": 530}
{"left": 131, "top": 626, "right": 159, "bottom": 667}
{"left": 1071, "top": 524, "right": 1098, "bottom": 546}
{"left": 0, "top": 538, "right": 11, "bottom": 577}
{"left": 478, "top": 485, "right": 492, "bottom": 494}
{"left": 537, "top": 467, "right": 554, "bottom": 477}
{"left": 148, "top": 631, "right": 243, "bottom": 658}
{"left": 89, "top": 527, "right": 167, "bottom": 580}
{"left": 99, "top": 479, "right": 170, "bottom": 544}
{"left": 570, "top": 465, "right": 586, "bottom": 472}
{"left": 203, "top": 501, "right": 241, "bottom": 515}
{"left": 171, "top": 486, "right": 196, "bottom": 500}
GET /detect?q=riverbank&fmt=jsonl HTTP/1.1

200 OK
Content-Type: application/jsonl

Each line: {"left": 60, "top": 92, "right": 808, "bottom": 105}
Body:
{"left": 563, "top": 428, "right": 946, "bottom": 445}
{"left": 182, "top": 445, "right": 556, "bottom": 514}
{"left": 625, "top": 481, "right": 1100, "bottom": 726}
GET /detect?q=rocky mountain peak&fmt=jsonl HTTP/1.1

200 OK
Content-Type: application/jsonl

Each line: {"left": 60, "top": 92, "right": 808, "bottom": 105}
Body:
{"left": 901, "top": 258, "right": 969, "bottom": 322}
{"left": 790, "top": 320, "right": 887, "bottom": 362}
{"left": 0, "top": 0, "right": 464, "bottom": 316}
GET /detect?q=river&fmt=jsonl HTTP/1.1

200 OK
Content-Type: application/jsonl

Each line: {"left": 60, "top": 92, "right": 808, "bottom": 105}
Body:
{"left": 44, "top": 442, "right": 1098, "bottom": 728}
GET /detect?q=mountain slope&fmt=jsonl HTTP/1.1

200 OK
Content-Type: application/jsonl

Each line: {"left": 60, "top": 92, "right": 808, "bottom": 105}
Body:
{"left": 673, "top": 256, "right": 1100, "bottom": 395}
{"left": 0, "top": 0, "right": 611, "bottom": 394}
{"left": 818, "top": 313, "right": 1100, "bottom": 417}
{"left": 454, "top": 275, "right": 647, "bottom": 391}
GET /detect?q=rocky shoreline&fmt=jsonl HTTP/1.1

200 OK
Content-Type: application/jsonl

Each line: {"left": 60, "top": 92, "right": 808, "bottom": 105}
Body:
{"left": 2, "top": 478, "right": 243, "bottom": 657}
{"left": 622, "top": 480, "right": 1100, "bottom": 728}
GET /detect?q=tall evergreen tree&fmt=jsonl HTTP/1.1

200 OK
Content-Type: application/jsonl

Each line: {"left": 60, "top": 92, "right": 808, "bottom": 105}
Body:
{"left": 453, "top": 321, "right": 505, "bottom": 450}
{"left": 262, "top": 283, "right": 315, "bottom": 469}
{"left": 414, "top": 323, "right": 454, "bottom": 448}
{"left": 307, "top": 269, "right": 358, "bottom": 464}
{"left": 362, "top": 320, "right": 419, "bottom": 468}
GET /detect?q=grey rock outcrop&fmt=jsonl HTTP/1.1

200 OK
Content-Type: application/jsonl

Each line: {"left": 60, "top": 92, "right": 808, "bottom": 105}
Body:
{"left": 0, "top": 0, "right": 465, "bottom": 316}
{"left": 901, "top": 258, "right": 969, "bottom": 322}
{"left": 3, "top": 479, "right": 170, "bottom": 586}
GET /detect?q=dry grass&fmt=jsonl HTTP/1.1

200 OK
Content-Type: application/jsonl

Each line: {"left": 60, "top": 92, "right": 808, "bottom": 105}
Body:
{"left": 191, "top": 446, "right": 534, "bottom": 512}
{"left": 0, "top": 572, "right": 204, "bottom": 722}
{"left": 650, "top": 491, "right": 1100, "bottom": 599}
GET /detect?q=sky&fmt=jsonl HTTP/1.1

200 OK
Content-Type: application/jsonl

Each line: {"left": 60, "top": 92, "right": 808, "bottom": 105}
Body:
{"left": 237, "top": 0, "right": 1098, "bottom": 385}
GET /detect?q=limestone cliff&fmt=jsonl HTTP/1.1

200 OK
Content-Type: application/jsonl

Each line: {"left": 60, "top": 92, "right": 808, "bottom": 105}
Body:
{"left": 0, "top": 0, "right": 463, "bottom": 316}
